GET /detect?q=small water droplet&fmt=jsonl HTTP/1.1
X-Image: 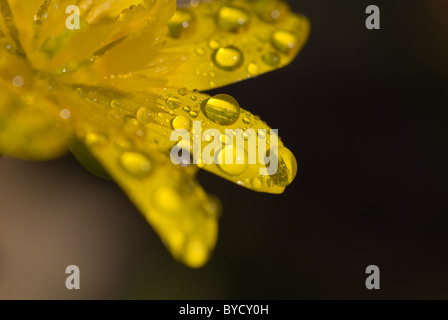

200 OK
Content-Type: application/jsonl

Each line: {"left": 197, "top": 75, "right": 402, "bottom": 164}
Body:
{"left": 189, "top": 111, "right": 199, "bottom": 118}
{"left": 252, "top": 177, "right": 263, "bottom": 189}
{"left": 212, "top": 46, "right": 244, "bottom": 71}
{"left": 242, "top": 117, "right": 251, "bottom": 124}
{"left": 166, "top": 96, "right": 181, "bottom": 109}
{"left": 172, "top": 115, "right": 192, "bottom": 131}
{"left": 195, "top": 47, "right": 205, "bottom": 56}
{"left": 255, "top": 0, "right": 289, "bottom": 23}
{"left": 263, "top": 52, "right": 281, "bottom": 67}
{"left": 271, "top": 30, "right": 297, "bottom": 53}
{"left": 158, "top": 112, "right": 164, "bottom": 118}
{"left": 191, "top": 95, "right": 197, "bottom": 102}
{"left": 183, "top": 106, "right": 191, "bottom": 113}
{"left": 110, "top": 99, "right": 120, "bottom": 109}
{"left": 136, "top": 107, "right": 153, "bottom": 124}
{"left": 247, "top": 62, "right": 259, "bottom": 76}
{"left": 120, "top": 152, "right": 152, "bottom": 178}
{"left": 209, "top": 39, "right": 220, "bottom": 49}
{"left": 217, "top": 6, "right": 250, "bottom": 32}
{"left": 84, "top": 133, "right": 107, "bottom": 147}
{"left": 202, "top": 94, "right": 240, "bottom": 126}
{"left": 152, "top": 186, "right": 182, "bottom": 212}
{"left": 167, "top": 9, "right": 196, "bottom": 38}
{"left": 178, "top": 88, "right": 188, "bottom": 96}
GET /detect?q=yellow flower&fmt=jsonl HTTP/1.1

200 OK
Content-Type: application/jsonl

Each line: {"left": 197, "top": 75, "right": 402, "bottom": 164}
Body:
{"left": 0, "top": 0, "right": 309, "bottom": 267}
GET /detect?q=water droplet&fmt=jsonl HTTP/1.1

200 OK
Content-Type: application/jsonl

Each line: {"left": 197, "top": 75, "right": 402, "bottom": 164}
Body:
{"left": 263, "top": 52, "right": 281, "bottom": 67}
{"left": 252, "top": 177, "right": 263, "bottom": 189}
{"left": 166, "top": 96, "right": 181, "bottom": 109}
{"left": 216, "top": 144, "right": 248, "bottom": 176}
{"left": 271, "top": 30, "right": 297, "bottom": 53}
{"left": 152, "top": 186, "right": 182, "bottom": 212}
{"left": 158, "top": 112, "right": 164, "bottom": 118}
{"left": 178, "top": 88, "right": 188, "bottom": 96}
{"left": 183, "top": 106, "right": 191, "bottom": 113}
{"left": 136, "top": 107, "right": 153, "bottom": 124}
{"left": 120, "top": 152, "right": 152, "bottom": 178}
{"left": 209, "top": 39, "right": 220, "bottom": 49}
{"left": 191, "top": 95, "right": 197, "bottom": 102}
{"left": 118, "top": 9, "right": 133, "bottom": 22}
{"left": 255, "top": 0, "right": 289, "bottom": 23}
{"left": 202, "top": 94, "right": 240, "bottom": 126}
{"left": 189, "top": 111, "right": 199, "bottom": 118}
{"left": 12, "top": 76, "right": 24, "bottom": 88}
{"left": 110, "top": 99, "right": 120, "bottom": 109}
{"left": 212, "top": 46, "right": 244, "bottom": 71}
{"left": 247, "top": 62, "right": 259, "bottom": 76}
{"left": 184, "top": 238, "right": 208, "bottom": 268}
{"left": 271, "top": 147, "right": 297, "bottom": 187}
{"left": 217, "top": 6, "right": 250, "bottom": 32}
{"left": 242, "top": 117, "right": 251, "bottom": 124}
{"left": 167, "top": 9, "right": 195, "bottom": 38}
{"left": 172, "top": 115, "right": 192, "bottom": 131}
{"left": 195, "top": 47, "right": 205, "bottom": 56}
{"left": 84, "top": 133, "right": 107, "bottom": 147}
{"left": 209, "top": 81, "right": 216, "bottom": 88}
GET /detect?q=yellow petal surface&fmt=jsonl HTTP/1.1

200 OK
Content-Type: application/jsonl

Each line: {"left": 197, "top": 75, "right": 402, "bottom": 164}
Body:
{"left": 162, "top": 0, "right": 310, "bottom": 91}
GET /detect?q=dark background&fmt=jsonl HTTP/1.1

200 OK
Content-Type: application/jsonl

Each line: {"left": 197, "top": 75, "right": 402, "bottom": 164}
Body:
{"left": 1, "top": 0, "right": 448, "bottom": 299}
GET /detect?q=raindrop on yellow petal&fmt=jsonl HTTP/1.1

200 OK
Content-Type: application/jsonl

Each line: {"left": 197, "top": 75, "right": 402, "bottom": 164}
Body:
{"left": 242, "top": 117, "right": 251, "bottom": 125}
{"left": 202, "top": 94, "right": 241, "bottom": 126}
{"left": 255, "top": 0, "right": 290, "bottom": 23}
{"left": 262, "top": 52, "right": 281, "bottom": 67}
{"left": 271, "top": 30, "right": 297, "bottom": 54}
{"left": 252, "top": 177, "right": 263, "bottom": 189}
{"left": 271, "top": 147, "right": 298, "bottom": 187}
{"left": 84, "top": 133, "right": 108, "bottom": 147}
{"left": 178, "top": 88, "right": 188, "bottom": 96}
{"left": 166, "top": 96, "right": 181, "bottom": 109}
{"left": 172, "top": 115, "right": 192, "bottom": 131}
{"left": 183, "top": 238, "right": 208, "bottom": 268}
{"left": 152, "top": 186, "right": 182, "bottom": 213}
{"left": 212, "top": 46, "right": 244, "bottom": 71}
{"left": 167, "top": 9, "right": 196, "bottom": 38}
{"left": 119, "top": 152, "right": 152, "bottom": 178}
{"left": 136, "top": 107, "right": 153, "bottom": 124}
{"left": 217, "top": 6, "right": 250, "bottom": 32}
{"left": 216, "top": 144, "right": 248, "bottom": 176}
{"left": 110, "top": 99, "right": 120, "bottom": 109}
{"left": 247, "top": 62, "right": 259, "bottom": 76}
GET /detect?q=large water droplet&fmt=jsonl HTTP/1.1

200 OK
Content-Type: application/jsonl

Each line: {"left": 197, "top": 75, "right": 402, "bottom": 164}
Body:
{"left": 202, "top": 94, "right": 240, "bottom": 126}
{"left": 119, "top": 152, "right": 152, "bottom": 178}
{"left": 271, "top": 147, "right": 297, "bottom": 186}
{"left": 217, "top": 6, "right": 250, "bottom": 32}
{"left": 167, "top": 9, "right": 195, "bottom": 38}
{"left": 271, "top": 30, "right": 297, "bottom": 53}
{"left": 172, "top": 115, "right": 192, "bottom": 131}
{"left": 212, "top": 46, "right": 244, "bottom": 71}
{"left": 216, "top": 144, "right": 248, "bottom": 176}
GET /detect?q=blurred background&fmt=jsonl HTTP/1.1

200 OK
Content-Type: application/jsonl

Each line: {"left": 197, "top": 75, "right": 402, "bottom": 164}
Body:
{"left": 1, "top": 0, "right": 448, "bottom": 299}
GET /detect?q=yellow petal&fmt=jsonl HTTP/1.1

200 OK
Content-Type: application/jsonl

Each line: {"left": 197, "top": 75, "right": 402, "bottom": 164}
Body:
{"left": 52, "top": 84, "right": 219, "bottom": 268}
{"left": 162, "top": 0, "right": 310, "bottom": 91}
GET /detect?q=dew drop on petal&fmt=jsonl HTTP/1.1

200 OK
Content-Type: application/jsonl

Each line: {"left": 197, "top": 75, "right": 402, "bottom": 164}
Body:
{"left": 178, "top": 88, "right": 188, "bottom": 96}
{"left": 84, "top": 133, "right": 108, "bottom": 147}
{"left": 252, "top": 177, "right": 263, "bottom": 189}
{"left": 183, "top": 238, "right": 208, "bottom": 268}
{"left": 172, "top": 115, "right": 192, "bottom": 131}
{"left": 119, "top": 152, "right": 152, "bottom": 178}
{"left": 212, "top": 46, "right": 244, "bottom": 71}
{"left": 216, "top": 144, "right": 248, "bottom": 176}
{"left": 247, "top": 62, "right": 259, "bottom": 76}
{"left": 202, "top": 94, "right": 241, "bottom": 126}
{"left": 189, "top": 111, "right": 199, "bottom": 118}
{"left": 110, "top": 99, "right": 120, "bottom": 109}
{"left": 136, "top": 107, "right": 153, "bottom": 124}
{"left": 152, "top": 186, "right": 182, "bottom": 213}
{"left": 262, "top": 52, "right": 281, "bottom": 67}
{"left": 166, "top": 96, "right": 181, "bottom": 109}
{"left": 242, "top": 117, "right": 251, "bottom": 125}
{"left": 167, "top": 9, "right": 195, "bottom": 38}
{"left": 271, "top": 147, "right": 298, "bottom": 187}
{"left": 271, "top": 30, "right": 297, "bottom": 53}
{"left": 217, "top": 6, "right": 250, "bottom": 32}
